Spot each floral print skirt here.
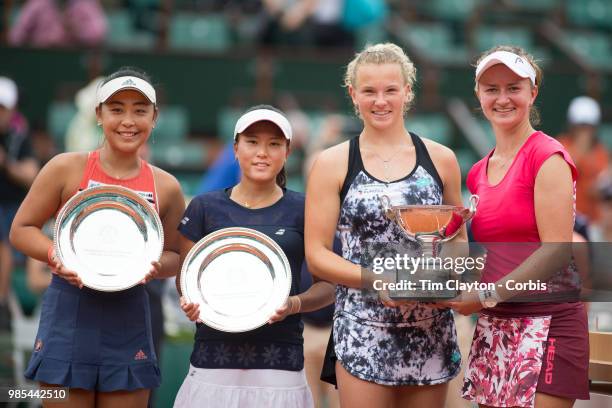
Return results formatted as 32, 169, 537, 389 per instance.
462, 313, 551, 407
334, 310, 461, 386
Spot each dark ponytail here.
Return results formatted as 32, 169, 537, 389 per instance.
276, 166, 287, 188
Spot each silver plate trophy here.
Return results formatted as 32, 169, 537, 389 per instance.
180, 227, 292, 333
54, 185, 163, 291
380, 194, 479, 299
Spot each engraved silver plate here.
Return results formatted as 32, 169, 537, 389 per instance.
180, 227, 292, 333
54, 185, 163, 291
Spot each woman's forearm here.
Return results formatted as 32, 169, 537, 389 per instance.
495, 242, 572, 301
157, 250, 180, 279
295, 280, 335, 313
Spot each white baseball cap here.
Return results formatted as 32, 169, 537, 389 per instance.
0, 77, 18, 110
567, 96, 600, 126
96, 76, 156, 105
234, 108, 292, 141
475, 50, 536, 86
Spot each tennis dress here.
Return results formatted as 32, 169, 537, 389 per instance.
333, 133, 461, 386
24, 150, 161, 391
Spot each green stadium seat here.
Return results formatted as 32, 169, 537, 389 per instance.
420, 0, 480, 21
151, 141, 206, 169
153, 106, 189, 144
175, 172, 203, 198
169, 13, 231, 52
397, 23, 468, 65
566, 0, 612, 29
406, 114, 452, 146
563, 30, 612, 69
106, 11, 155, 50
599, 124, 612, 151
355, 22, 388, 49
474, 26, 550, 65
287, 176, 305, 193
10, 265, 40, 318
475, 26, 532, 51
478, 119, 496, 147
217, 108, 243, 142
507, 0, 558, 12
455, 147, 479, 177
47, 102, 77, 150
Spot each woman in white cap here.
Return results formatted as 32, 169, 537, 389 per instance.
449, 45, 588, 408
305, 42, 466, 407
175, 105, 334, 408
10, 67, 185, 407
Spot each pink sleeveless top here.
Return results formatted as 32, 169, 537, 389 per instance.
78, 150, 159, 212
467, 131, 577, 284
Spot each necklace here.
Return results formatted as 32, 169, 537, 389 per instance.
370, 145, 412, 183
233, 185, 281, 209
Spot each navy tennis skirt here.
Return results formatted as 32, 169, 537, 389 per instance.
25, 275, 160, 391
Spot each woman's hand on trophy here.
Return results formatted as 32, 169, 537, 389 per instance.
444, 291, 483, 315
141, 260, 162, 284
179, 296, 202, 323
268, 295, 301, 324
48, 246, 83, 289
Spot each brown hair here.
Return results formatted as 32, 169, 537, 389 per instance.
474, 45, 543, 126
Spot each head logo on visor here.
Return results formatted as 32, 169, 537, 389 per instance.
475, 51, 536, 86
96, 76, 156, 105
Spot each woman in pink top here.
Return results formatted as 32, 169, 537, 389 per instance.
449, 46, 589, 408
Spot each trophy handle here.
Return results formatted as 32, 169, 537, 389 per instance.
379, 194, 407, 231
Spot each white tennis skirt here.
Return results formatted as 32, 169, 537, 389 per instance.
173, 365, 314, 408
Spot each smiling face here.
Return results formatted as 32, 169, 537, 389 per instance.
96, 89, 157, 153
234, 121, 289, 184
476, 63, 538, 131
349, 63, 411, 131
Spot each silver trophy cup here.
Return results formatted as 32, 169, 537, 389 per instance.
379, 194, 479, 299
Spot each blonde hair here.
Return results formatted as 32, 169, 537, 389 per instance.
475, 45, 543, 125
344, 43, 417, 113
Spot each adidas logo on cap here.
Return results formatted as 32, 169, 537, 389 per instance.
121, 78, 137, 87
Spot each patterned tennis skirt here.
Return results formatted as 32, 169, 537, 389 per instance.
462, 304, 589, 407
334, 309, 461, 386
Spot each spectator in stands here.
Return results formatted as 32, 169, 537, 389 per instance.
65, 77, 104, 152
0, 76, 38, 332
259, 0, 354, 47
9, 0, 107, 48
557, 96, 609, 222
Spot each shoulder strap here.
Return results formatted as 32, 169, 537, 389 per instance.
410, 132, 444, 192
144, 161, 160, 213
77, 151, 97, 191
339, 136, 363, 204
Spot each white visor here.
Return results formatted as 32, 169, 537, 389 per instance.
475, 51, 536, 86
234, 109, 292, 141
96, 76, 156, 105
